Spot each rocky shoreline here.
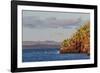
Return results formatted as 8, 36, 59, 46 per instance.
60, 22, 90, 55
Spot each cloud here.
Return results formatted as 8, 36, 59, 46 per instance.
23, 16, 82, 29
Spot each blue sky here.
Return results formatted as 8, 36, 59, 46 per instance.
22, 10, 90, 42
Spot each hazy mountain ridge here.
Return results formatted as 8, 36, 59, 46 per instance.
23, 41, 60, 45
22, 41, 60, 49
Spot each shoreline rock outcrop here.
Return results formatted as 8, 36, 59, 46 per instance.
60, 21, 90, 55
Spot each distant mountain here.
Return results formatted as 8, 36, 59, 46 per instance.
22, 41, 60, 49
23, 41, 60, 45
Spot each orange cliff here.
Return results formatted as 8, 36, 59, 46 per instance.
60, 21, 90, 55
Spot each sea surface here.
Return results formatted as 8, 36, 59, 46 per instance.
22, 48, 90, 62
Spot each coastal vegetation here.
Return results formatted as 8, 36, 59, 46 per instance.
60, 21, 90, 55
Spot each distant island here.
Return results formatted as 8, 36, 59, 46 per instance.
60, 21, 90, 55
22, 41, 60, 49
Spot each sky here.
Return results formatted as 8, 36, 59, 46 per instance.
22, 10, 90, 42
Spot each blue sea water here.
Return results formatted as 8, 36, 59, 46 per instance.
22, 48, 90, 62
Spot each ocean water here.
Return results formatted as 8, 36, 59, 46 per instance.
22, 48, 90, 62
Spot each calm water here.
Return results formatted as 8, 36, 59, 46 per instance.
22, 48, 90, 62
